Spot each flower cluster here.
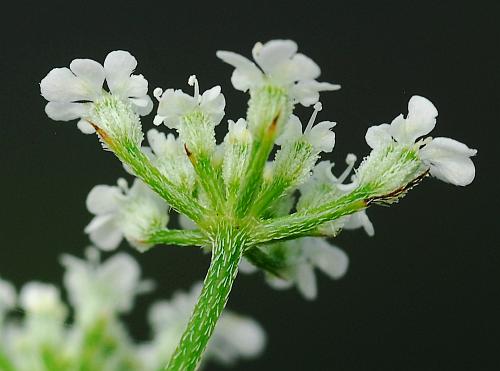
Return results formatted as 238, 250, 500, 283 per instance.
359, 95, 477, 193
0, 249, 265, 370
85, 178, 169, 251
38, 39, 477, 369
40, 50, 153, 134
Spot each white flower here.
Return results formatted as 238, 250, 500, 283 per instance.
84, 178, 169, 251
365, 95, 477, 186
145, 129, 196, 190
263, 237, 348, 300
146, 283, 266, 366
216, 39, 340, 106
40, 50, 153, 134
276, 102, 336, 153
154, 75, 225, 128
19, 282, 66, 318
61, 248, 152, 324
0, 278, 16, 316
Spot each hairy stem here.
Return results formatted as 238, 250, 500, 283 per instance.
251, 188, 371, 244
146, 228, 207, 247
165, 225, 246, 370
112, 141, 206, 222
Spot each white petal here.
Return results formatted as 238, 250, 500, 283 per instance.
253, 40, 297, 74
343, 211, 375, 236
296, 263, 317, 300
0, 278, 16, 310
86, 184, 122, 215
289, 53, 321, 80
308, 121, 336, 153
130, 95, 153, 116
391, 96, 438, 144
99, 254, 140, 312
290, 80, 341, 107
216, 51, 263, 92
77, 119, 96, 134
307, 239, 349, 279
365, 123, 392, 149
40, 67, 99, 102
156, 89, 196, 128
104, 50, 138, 94
125, 74, 148, 97
275, 115, 303, 146
69, 58, 105, 95
420, 137, 477, 186
200, 86, 226, 125
85, 214, 123, 251
238, 258, 258, 274
45, 101, 90, 121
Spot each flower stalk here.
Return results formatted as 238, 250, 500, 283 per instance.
165, 225, 247, 371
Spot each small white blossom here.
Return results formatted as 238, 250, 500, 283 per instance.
85, 178, 169, 251
19, 282, 66, 318
365, 95, 477, 186
217, 39, 340, 106
154, 75, 225, 128
0, 277, 16, 317
145, 129, 196, 190
61, 248, 153, 325
146, 283, 266, 366
255, 238, 348, 300
297, 157, 375, 237
40, 50, 153, 134
276, 102, 336, 153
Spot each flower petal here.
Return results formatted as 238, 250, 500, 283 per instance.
290, 80, 341, 107
216, 51, 263, 92
275, 115, 303, 146
156, 89, 196, 128
77, 119, 96, 134
343, 211, 375, 236
420, 137, 477, 186
86, 184, 122, 215
40, 67, 98, 102
69, 58, 105, 97
130, 96, 153, 115
365, 123, 392, 149
45, 101, 90, 121
307, 239, 349, 279
84, 214, 123, 251
104, 50, 138, 95
308, 121, 336, 153
391, 95, 438, 144
295, 263, 317, 300
252, 40, 297, 75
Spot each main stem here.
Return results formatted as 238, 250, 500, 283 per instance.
165, 225, 246, 370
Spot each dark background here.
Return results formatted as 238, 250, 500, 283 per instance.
1, 1, 498, 370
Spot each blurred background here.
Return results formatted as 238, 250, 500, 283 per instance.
0, 1, 498, 370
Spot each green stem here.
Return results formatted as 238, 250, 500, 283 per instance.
146, 229, 207, 247
251, 188, 371, 244
165, 226, 246, 370
189, 153, 225, 212
114, 142, 206, 222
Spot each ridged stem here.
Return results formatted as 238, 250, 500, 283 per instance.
165, 225, 246, 370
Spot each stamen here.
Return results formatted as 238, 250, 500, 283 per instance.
188, 75, 200, 102
153, 87, 163, 101
305, 102, 323, 133
337, 153, 357, 184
